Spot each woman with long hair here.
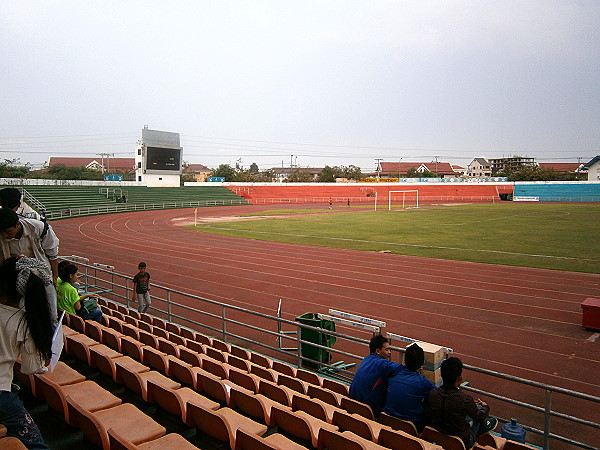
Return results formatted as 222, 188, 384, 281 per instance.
0, 256, 53, 449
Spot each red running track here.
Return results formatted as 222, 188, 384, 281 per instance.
53, 206, 600, 448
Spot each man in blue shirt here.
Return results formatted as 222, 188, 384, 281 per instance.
349, 335, 402, 417
383, 343, 435, 431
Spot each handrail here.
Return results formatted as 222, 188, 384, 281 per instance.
64, 257, 600, 450
45, 198, 249, 220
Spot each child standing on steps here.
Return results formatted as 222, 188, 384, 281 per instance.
132, 262, 151, 313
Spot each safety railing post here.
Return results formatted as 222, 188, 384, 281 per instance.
221, 305, 227, 342
167, 291, 172, 321
544, 389, 552, 450
125, 278, 130, 308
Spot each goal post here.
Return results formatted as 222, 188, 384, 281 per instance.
388, 190, 419, 211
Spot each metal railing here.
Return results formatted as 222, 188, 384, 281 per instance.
46, 199, 249, 220
66, 257, 600, 450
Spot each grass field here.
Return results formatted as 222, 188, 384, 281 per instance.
187, 203, 600, 273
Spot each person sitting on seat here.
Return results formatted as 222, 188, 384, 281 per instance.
56, 261, 102, 323
383, 343, 435, 431
428, 357, 497, 448
349, 334, 402, 418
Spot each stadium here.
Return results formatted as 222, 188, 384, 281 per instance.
1, 180, 599, 450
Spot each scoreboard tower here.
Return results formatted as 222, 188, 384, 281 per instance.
135, 126, 183, 187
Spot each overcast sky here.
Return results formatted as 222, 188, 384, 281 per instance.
1, 1, 599, 172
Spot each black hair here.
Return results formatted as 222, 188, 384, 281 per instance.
0, 188, 22, 209
138, 262, 147, 268
369, 334, 388, 353
441, 356, 463, 387
405, 343, 425, 371
58, 262, 78, 283
0, 208, 20, 230
0, 257, 53, 361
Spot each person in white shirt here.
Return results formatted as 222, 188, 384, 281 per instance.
0, 256, 53, 449
0, 188, 40, 221
0, 208, 59, 284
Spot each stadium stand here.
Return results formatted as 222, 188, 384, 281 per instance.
0, 185, 248, 219
9, 293, 559, 449
513, 182, 600, 202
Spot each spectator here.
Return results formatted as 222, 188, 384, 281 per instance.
0, 187, 40, 220
383, 343, 435, 431
429, 357, 497, 448
56, 261, 102, 323
132, 262, 151, 313
0, 208, 60, 284
0, 256, 53, 449
349, 334, 402, 418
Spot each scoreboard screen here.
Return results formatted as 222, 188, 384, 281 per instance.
146, 147, 181, 171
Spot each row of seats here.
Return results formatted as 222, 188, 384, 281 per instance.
85, 301, 447, 449
14, 339, 198, 449
89, 299, 535, 450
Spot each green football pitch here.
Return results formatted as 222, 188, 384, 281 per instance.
187, 203, 600, 273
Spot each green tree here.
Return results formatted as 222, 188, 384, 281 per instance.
286, 168, 314, 182
211, 164, 236, 181
318, 166, 337, 182
249, 162, 259, 173
46, 164, 103, 180
0, 159, 31, 178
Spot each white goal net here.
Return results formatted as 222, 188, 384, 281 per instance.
388, 190, 419, 210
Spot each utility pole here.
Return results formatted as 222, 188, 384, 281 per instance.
97, 153, 111, 174
290, 155, 294, 168
375, 158, 383, 181
433, 156, 440, 175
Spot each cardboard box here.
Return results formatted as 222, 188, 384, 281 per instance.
582, 298, 600, 331
406, 341, 446, 371
422, 368, 442, 387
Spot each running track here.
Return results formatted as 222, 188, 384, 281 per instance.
53, 206, 600, 448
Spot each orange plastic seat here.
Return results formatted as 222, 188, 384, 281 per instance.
271, 360, 296, 377
250, 352, 272, 368
379, 411, 419, 436
421, 426, 466, 450
332, 410, 389, 443
278, 373, 308, 395
296, 368, 322, 386
157, 337, 179, 357
271, 405, 338, 448
293, 393, 344, 424
249, 363, 278, 383
227, 354, 252, 372
204, 346, 227, 362
138, 329, 159, 348
229, 345, 251, 360
341, 396, 375, 420
113, 356, 150, 383
379, 428, 442, 450
187, 404, 267, 449
323, 378, 350, 396
36, 376, 121, 425
120, 335, 147, 361
308, 384, 343, 407
89, 345, 127, 379
108, 428, 200, 449
178, 346, 204, 367
228, 370, 261, 393
318, 428, 389, 450
68, 313, 86, 333
66, 397, 165, 448
32, 361, 86, 399
147, 380, 219, 425
65, 333, 100, 364
210, 338, 230, 353
0, 436, 28, 449
235, 428, 305, 450
229, 389, 291, 426
117, 367, 181, 402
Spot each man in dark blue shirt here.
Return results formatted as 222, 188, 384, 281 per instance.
349, 334, 402, 417
383, 343, 435, 431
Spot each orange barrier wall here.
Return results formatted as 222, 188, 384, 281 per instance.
225, 183, 514, 204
